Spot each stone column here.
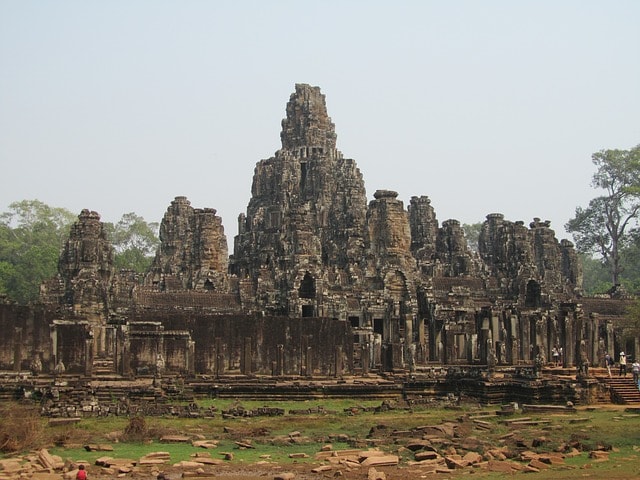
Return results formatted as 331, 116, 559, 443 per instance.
334, 346, 343, 378
188, 339, 196, 376
241, 337, 252, 375
215, 337, 224, 378
362, 342, 370, 374
305, 345, 313, 377
84, 336, 93, 377
276, 344, 284, 376
13, 327, 23, 372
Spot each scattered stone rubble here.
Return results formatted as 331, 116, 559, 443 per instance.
1, 404, 628, 480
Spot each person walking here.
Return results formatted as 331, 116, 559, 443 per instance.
619, 351, 627, 376
604, 352, 613, 378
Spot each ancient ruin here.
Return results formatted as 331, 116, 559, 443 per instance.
1, 84, 639, 407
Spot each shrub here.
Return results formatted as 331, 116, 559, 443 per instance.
0, 403, 44, 452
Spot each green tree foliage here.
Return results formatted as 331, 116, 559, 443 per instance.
566, 145, 640, 286
462, 222, 482, 252
579, 253, 612, 295
104, 212, 159, 273
0, 200, 76, 304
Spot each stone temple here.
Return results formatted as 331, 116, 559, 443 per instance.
1, 84, 638, 405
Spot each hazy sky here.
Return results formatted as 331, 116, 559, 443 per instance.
1, 1, 638, 243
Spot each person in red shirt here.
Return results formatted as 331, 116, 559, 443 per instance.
76, 464, 87, 480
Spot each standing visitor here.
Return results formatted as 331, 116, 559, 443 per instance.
552, 347, 559, 366
632, 359, 640, 385
619, 351, 627, 376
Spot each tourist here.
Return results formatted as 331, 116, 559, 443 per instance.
619, 351, 627, 376
552, 346, 559, 366
604, 352, 613, 378
76, 464, 87, 480
632, 359, 640, 385
558, 346, 563, 366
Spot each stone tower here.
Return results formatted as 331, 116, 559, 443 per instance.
146, 196, 229, 292
55, 209, 114, 312
230, 84, 368, 316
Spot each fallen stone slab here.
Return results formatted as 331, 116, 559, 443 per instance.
367, 466, 386, 480
192, 440, 218, 449
172, 461, 205, 468
357, 450, 387, 461
485, 460, 518, 473
444, 456, 468, 469
160, 435, 191, 443
568, 417, 590, 424
189, 457, 223, 465
522, 404, 577, 414
288, 453, 309, 459
31, 473, 63, 480
528, 458, 549, 470
138, 458, 167, 465
405, 439, 435, 451
315, 449, 369, 460
311, 465, 333, 473
141, 452, 171, 459
234, 441, 254, 449
273, 473, 295, 480
360, 455, 399, 467
48, 418, 81, 426
0, 459, 23, 472
462, 451, 482, 465
538, 454, 565, 465
589, 450, 610, 461
414, 451, 440, 461
84, 444, 114, 452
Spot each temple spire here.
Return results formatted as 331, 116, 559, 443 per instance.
280, 83, 337, 151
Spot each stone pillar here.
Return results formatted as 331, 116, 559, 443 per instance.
50, 324, 58, 372
479, 327, 490, 365
241, 337, 252, 375
362, 342, 370, 374
276, 344, 284, 376
563, 315, 574, 368
334, 346, 343, 378
215, 337, 224, 378
122, 336, 132, 378
13, 327, 23, 372
305, 345, 312, 377
188, 339, 196, 376
84, 337, 93, 377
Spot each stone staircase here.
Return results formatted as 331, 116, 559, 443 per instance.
598, 374, 640, 404
92, 356, 116, 377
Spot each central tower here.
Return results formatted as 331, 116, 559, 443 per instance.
230, 84, 368, 316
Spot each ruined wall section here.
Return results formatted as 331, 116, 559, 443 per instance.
408, 195, 439, 275
230, 84, 367, 315
478, 214, 582, 304
146, 196, 229, 292
435, 219, 479, 277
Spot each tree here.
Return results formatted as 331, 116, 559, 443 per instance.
566, 145, 640, 286
104, 212, 159, 273
579, 253, 612, 295
462, 222, 482, 252
0, 200, 76, 303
